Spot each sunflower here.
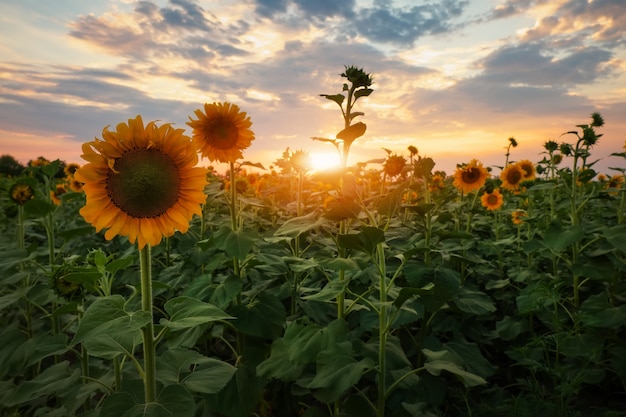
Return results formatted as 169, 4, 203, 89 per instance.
68, 178, 84, 193
481, 188, 504, 211
516, 160, 536, 181
511, 210, 527, 225
64, 163, 81, 178
383, 154, 406, 177
10, 183, 34, 205
74, 115, 208, 249
50, 183, 67, 205
453, 159, 489, 193
500, 164, 524, 191
187, 102, 254, 163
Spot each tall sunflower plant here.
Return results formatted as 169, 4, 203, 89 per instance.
70, 115, 236, 414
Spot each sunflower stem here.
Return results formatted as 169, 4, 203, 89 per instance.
17, 204, 25, 251
139, 245, 157, 404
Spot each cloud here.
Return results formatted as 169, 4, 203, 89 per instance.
353, 0, 469, 45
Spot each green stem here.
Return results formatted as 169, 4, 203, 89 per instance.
376, 242, 387, 417
17, 205, 25, 250
113, 355, 122, 391
140, 245, 157, 404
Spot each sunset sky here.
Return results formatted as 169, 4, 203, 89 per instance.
1, 0, 625, 175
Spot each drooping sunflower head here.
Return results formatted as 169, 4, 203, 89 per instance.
516, 160, 536, 181
74, 115, 208, 249
481, 189, 504, 211
453, 159, 489, 194
10, 182, 34, 205
500, 164, 524, 191
187, 102, 255, 163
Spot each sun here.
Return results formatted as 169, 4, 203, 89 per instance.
310, 152, 341, 172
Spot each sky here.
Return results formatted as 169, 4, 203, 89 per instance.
1, 0, 625, 175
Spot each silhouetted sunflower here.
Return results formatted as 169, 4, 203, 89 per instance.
187, 102, 254, 163
74, 115, 208, 249
10, 183, 34, 205
453, 159, 488, 193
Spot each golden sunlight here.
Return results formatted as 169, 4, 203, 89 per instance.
310, 152, 341, 172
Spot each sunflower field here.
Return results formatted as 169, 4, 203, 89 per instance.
1, 67, 625, 417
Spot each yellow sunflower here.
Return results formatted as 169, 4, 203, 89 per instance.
480, 188, 504, 211
10, 183, 34, 205
500, 164, 524, 191
453, 159, 489, 193
64, 163, 81, 178
516, 160, 536, 181
187, 102, 254, 163
74, 115, 208, 249
50, 183, 67, 205
511, 209, 527, 225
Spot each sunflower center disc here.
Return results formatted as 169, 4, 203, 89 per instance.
462, 168, 481, 184
208, 119, 238, 149
107, 149, 181, 218
507, 169, 522, 185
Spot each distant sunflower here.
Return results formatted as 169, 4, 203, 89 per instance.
453, 159, 488, 193
511, 209, 527, 225
383, 154, 406, 177
187, 102, 254, 163
74, 115, 208, 249
517, 160, 536, 181
500, 164, 524, 191
50, 183, 67, 205
68, 178, 84, 193
10, 183, 34, 205
64, 163, 81, 178
481, 188, 504, 211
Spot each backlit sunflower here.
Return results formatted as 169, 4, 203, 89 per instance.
517, 160, 535, 181
74, 115, 208, 249
453, 159, 488, 194
383, 154, 406, 177
500, 164, 524, 191
480, 188, 504, 211
187, 102, 254, 163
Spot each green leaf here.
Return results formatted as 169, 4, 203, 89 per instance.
306, 342, 374, 403
354, 88, 373, 99
452, 286, 496, 315
161, 296, 233, 331
516, 282, 560, 315
209, 275, 242, 310
274, 211, 326, 237
6, 361, 80, 406
422, 349, 487, 387
338, 226, 384, 256
100, 383, 195, 417
320, 93, 345, 106
71, 295, 151, 347
23, 199, 55, 218
377, 182, 408, 217
56, 226, 95, 241
213, 225, 257, 259
233, 292, 286, 338
158, 348, 236, 394
543, 223, 584, 252
303, 279, 348, 302
603, 224, 626, 253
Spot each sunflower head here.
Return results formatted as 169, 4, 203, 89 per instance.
500, 164, 524, 191
511, 209, 527, 225
453, 159, 489, 194
50, 183, 67, 205
481, 188, 504, 211
64, 163, 81, 178
10, 182, 34, 205
75, 115, 208, 249
383, 154, 406, 177
516, 160, 536, 181
187, 102, 255, 163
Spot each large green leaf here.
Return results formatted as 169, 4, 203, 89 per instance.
452, 285, 496, 315
160, 296, 233, 331
213, 225, 257, 259
100, 383, 195, 417
274, 211, 326, 237
233, 292, 286, 338
338, 226, 385, 256
542, 223, 584, 252
158, 348, 236, 394
422, 349, 487, 387
71, 295, 151, 347
5, 361, 80, 406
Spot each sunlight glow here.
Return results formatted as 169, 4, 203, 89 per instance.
310, 152, 341, 172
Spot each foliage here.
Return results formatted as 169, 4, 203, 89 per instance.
0, 86, 625, 417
